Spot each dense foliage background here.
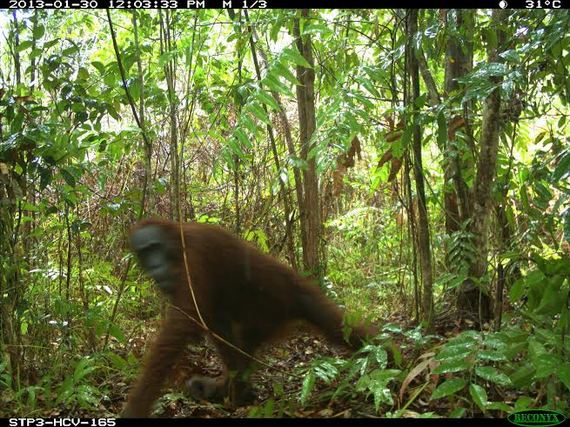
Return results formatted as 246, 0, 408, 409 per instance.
0, 8, 569, 418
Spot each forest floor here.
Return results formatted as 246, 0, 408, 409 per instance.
110, 324, 382, 418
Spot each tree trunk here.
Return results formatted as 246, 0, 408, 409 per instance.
294, 10, 321, 276
160, 10, 180, 221
443, 10, 474, 235
407, 10, 434, 329
457, 10, 508, 322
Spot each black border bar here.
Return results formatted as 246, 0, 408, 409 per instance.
5, 0, 570, 9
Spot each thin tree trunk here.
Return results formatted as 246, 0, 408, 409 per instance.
407, 10, 433, 329
294, 10, 321, 276
404, 156, 420, 322
132, 11, 152, 216
0, 164, 21, 389
160, 10, 181, 221
107, 10, 151, 218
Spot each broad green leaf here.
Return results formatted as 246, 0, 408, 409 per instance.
234, 128, 252, 149
469, 383, 488, 410
558, 363, 570, 392
553, 150, 570, 182
446, 330, 480, 346
274, 61, 300, 86
476, 350, 507, 362
509, 277, 525, 301
73, 359, 96, 382
433, 358, 471, 374
92, 61, 107, 75
510, 363, 535, 388
60, 168, 76, 187
255, 90, 279, 111
373, 386, 393, 410
248, 103, 272, 126
16, 40, 33, 52
227, 137, 245, 159
431, 378, 466, 400
435, 345, 474, 361
107, 353, 127, 369
241, 115, 257, 135
62, 45, 79, 56
108, 323, 126, 343
33, 24, 45, 39
474, 366, 512, 386
514, 396, 534, 411
263, 74, 294, 97
30, 47, 42, 60
283, 47, 312, 69
535, 276, 567, 316
533, 353, 561, 379
44, 39, 59, 50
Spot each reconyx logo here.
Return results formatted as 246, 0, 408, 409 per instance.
508, 410, 567, 427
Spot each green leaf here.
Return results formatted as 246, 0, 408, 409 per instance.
433, 358, 471, 374
514, 396, 534, 411
509, 277, 525, 301
234, 128, 252, 149
435, 345, 474, 361
553, 150, 570, 182
16, 41, 33, 52
248, 103, 272, 126
485, 402, 512, 412
62, 45, 80, 56
73, 359, 96, 382
558, 363, 570, 392
241, 115, 257, 135
431, 378, 466, 400
535, 276, 566, 315
255, 89, 279, 111
450, 407, 466, 418
373, 385, 393, 410
227, 137, 245, 159
108, 323, 126, 343
533, 353, 561, 379
44, 39, 59, 50
263, 74, 294, 97
33, 24, 45, 39
282, 47, 312, 69
300, 370, 315, 405
469, 383, 488, 410
499, 49, 520, 63
414, 94, 427, 109
158, 50, 177, 67
92, 61, 107, 75
60, 167, 76, 187
107, 353, 127, 369
274, 62, 300, 86
476, 350, 507, 362
30, 47, 42, 60
474, 366, 512, 386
